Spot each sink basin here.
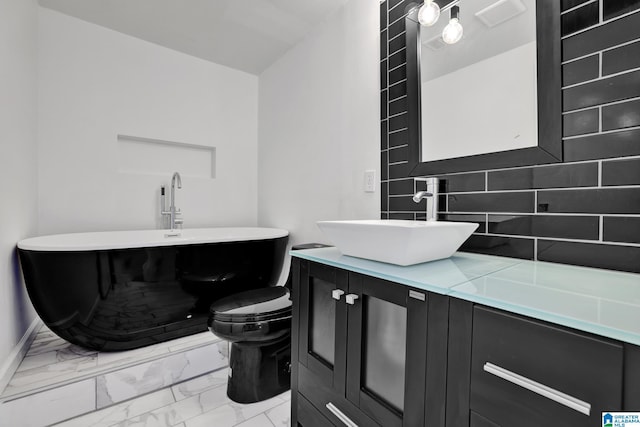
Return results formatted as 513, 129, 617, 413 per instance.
316, 220, 479, 266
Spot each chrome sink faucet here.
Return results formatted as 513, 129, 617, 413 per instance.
161, 172, 183, 229
413, 177, 439, 221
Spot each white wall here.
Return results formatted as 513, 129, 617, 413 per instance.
258, 0, 380, 249
0, 0, 39, 373
38, 8, 259, 235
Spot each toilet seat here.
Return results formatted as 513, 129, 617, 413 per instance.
208, 286, 292, 342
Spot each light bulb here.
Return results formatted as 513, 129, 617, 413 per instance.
442, 17, 463, 44
418, 1, 440, 26
442, 5, 463, 45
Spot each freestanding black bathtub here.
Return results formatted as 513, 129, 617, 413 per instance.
18, 228, 288, 351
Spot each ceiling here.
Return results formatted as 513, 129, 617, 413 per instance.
38, 0, 350, 75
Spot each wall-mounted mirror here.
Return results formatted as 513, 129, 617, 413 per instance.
405, 0, 562, 176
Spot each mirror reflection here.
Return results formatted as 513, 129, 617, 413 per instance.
419, 0, 538, 162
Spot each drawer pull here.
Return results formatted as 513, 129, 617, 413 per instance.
326, 402, 358, 427
332, 289, 345, 301
483, 362, 591, 416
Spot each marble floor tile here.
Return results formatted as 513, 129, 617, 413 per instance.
235, 414, 276, 427
4, 354, 98, 396
183, 394, 285, 427
110, 383, 230, 427
52, 388, 176, 427
25, 336, 76, 356
171, 368, 229, 401
17, 344, 96, 373
97, 342, 228, 408
0, 379, 96, 427
266, 401, 291, 427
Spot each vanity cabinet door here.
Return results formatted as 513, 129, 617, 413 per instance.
345, 273, 437, 427
297, 261, 349, 394
470, 306, 624, 427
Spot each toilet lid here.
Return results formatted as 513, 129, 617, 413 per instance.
210, 286, 292, 322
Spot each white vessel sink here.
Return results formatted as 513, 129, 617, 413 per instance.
316, 220, 479, 266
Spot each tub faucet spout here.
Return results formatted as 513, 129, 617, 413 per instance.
161, 172, 183, 229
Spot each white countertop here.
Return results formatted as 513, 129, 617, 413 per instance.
291, 247, 640, 346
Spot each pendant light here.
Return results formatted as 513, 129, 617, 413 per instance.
442, 5, 463, 44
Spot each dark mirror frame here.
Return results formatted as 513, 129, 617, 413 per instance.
406, 0, 562, 176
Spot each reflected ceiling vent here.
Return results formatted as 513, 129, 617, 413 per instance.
475, 0, 526, 28
423, 33, 447, 51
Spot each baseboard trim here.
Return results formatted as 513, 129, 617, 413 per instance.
0, 317, 41, 395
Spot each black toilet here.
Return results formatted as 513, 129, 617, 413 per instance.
208, 286, 292, 403
207, 243, 328, 403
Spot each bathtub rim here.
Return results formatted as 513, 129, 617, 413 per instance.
17, 227, 289, 252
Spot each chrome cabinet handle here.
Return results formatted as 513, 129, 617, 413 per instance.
331, 289, 345, 301
483, 362, 591, 416
326, 402, 358, 427
345, 294, 359, 305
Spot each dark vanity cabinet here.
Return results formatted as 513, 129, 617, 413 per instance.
468, 306, 624, 427
291, 259, 448, 427
291, 256, 639, 427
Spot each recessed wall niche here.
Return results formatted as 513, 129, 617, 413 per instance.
117, 134, 216, 179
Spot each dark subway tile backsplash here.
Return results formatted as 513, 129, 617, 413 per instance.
389, 128, 408, 147
602, 99, 640, 131
389, 67, 407, 85
388, 17, 405, 39
388, 49, 406, 70
389, 178, 415, 195
389, 96, 407, 116
488, 163, 598, 190
562, 54, 599, 87
381, 90, 387, 120
561, 2, 599, 36
381, 120, 388, 150
563, 108, 599, 137
562, 11, 640, 61
389, 195, 424, 212
537, 188, 640, 214
602, 157, 640, 185
438, 172, 486, 193
603, 216, 640, 244
388, 80, 407, 100
381, 0, 640, 273
602, 40, 640, 76
388, 112, 408, 132
563, 70, 640, 111
389, 145, 409, 163
488, 214, 599, 240
439, 214, 486, 233
562, 0, 593, 12
388, 34, 405, 55
388, 1, 408, 23
564, 128, 640, 161
448, 192, 535, 213
603, 0, 640, 20
461, 235, 535, 260
538, 240, 640, 273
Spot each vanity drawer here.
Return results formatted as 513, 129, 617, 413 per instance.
470, 306, 624, 427
298, 363, 380, 427
297, 393, 334, 427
